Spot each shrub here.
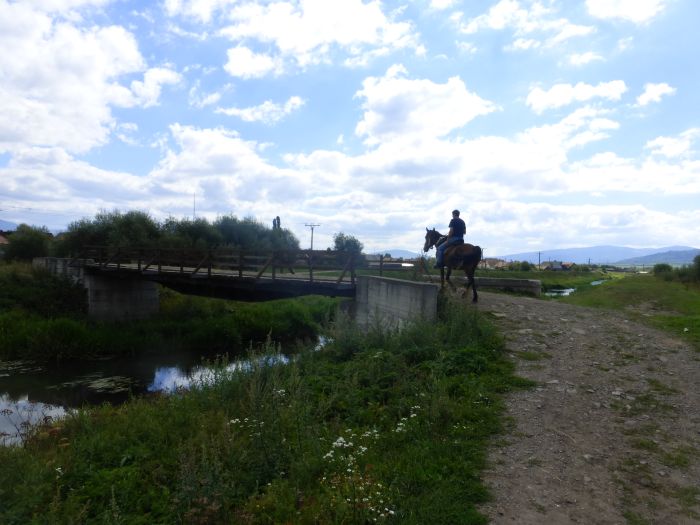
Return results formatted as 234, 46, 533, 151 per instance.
653, 263, 673, 275
3, 224, 52, 261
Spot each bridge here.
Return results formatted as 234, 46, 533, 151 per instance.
75, 245, 359, 301
33, 246, 540, 325
34, 247, 440, 326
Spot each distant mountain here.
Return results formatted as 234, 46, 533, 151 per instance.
495, 245, 699, 265
0, 219, 17, 231
616, 249, 700, 266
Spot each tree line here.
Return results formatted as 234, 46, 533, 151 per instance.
1, 211, 364, 261
653, 257, 700, 283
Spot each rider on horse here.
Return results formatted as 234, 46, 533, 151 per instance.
434, 209, 466, 269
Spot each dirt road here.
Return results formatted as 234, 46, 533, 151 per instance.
472, 291, 700, 524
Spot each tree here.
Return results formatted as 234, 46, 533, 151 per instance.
332, 232, 365, 268
332, 232, 363, 254
55, 210, 160, 255
213, 215, 300, 252
161, 217, 222, 248
4, 224, 52, 261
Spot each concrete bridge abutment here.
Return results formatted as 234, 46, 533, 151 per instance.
33, 257, 159, 322
353, 276, 439, 329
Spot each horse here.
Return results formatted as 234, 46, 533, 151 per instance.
423, 228, 483, 303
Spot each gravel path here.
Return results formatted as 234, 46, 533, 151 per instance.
470, 291, 700, 524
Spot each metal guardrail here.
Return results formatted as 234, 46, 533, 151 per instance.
76, 245, 359, 285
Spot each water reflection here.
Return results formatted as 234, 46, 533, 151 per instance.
148, 354, 291, 393
1, 337, 327, 445
0, 394, 67, 446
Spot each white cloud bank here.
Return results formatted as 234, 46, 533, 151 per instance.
354, 65, 497, 145
0, 1, 180, 154
218, 0, 420, 71
527, 81, 627, 113
586, 0, 668, 24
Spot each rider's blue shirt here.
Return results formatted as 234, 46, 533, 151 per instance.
449, 217, 466, 238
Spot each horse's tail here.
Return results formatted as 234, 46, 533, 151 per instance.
475, 245, 483, 264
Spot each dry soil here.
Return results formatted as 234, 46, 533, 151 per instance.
470, 291, 700, 524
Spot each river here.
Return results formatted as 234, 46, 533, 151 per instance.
0, 341, 320, 445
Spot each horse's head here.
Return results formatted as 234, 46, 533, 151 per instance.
423, 228, 441, 252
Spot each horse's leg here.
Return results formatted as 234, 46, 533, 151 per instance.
446, 267, 456, 289
466, 264, 478, 303
440, 267, 445, 287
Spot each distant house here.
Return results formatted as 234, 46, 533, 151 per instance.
481, 257, 507, 270
0, 230, 11, 245
543, 261, 575, 271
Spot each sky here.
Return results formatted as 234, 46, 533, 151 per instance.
0, 0, 699, 256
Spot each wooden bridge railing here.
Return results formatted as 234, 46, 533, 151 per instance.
76, 246, 359, 285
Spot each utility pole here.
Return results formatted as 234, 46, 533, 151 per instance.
193, 192, 196, 220
304, 223, 320, 250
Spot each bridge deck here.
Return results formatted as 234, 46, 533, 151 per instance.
78, 246, 360, 301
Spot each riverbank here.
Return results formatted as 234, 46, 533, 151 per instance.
0, 301, 529, 523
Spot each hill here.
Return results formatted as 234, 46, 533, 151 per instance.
616, 249, 700, 266
495, 245, 698, 265
0, 219, 17, 231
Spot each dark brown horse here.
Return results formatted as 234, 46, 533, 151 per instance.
423, 228, 482, 302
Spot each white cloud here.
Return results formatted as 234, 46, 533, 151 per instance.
0, 146, 150, 219
224, 46, 283, 78
163, 0, 236, 23
24, 0, 111, 12
586, 0, 668, 24
459, 0, 595, 49
354, 65, 497, 145
645, 129, 699, 158
216, 96, 305, 124
635, 82, 676, 106
0, 2, 154, 154
568, 52, 604, 66
188, 80, 223, 108
130, 67, 182, 108
430, 0, 456, 10
219, 0, 419, 68
526, 81, 627, 113
506, 38, 540, 51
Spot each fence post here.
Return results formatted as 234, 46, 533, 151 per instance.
379, 254, 384, 276
308, 251, 314, 283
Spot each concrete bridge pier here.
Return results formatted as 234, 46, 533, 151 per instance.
83, 274, 159, 322
33, 257, 159, 322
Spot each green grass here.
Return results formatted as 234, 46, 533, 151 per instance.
476, 269, 612, 290
560, 274, 700, 350
0, 303, 531, 524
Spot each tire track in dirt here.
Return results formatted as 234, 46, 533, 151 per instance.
470, 291, 700, 524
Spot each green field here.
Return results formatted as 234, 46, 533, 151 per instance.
560, 273, 700, 350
